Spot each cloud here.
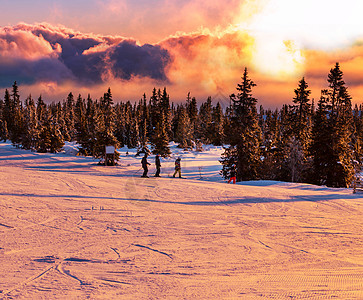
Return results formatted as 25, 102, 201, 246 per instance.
0, 27, 55, 59
0, 23, 171, 87
0, 55, 74, 87
108, 42, 170, 81
161, 30, 255, 96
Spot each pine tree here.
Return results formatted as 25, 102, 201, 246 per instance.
74, 94, 90, 155
291, 77, 312, 155
37, 107, 64, 153
93, 88, 119, 159
310, 95, 332, 185
174, 104, 193, 149
22, 95, 39, 150
278, 79, 313, 182
149, 87, 160, 133
63, 92, 75, 141
311, 63, 355, 187
160, 87, 172, 140
149, 88, 170, 154
352, 104, 363, 174
186, 93, 198, 142
0, 99, 8, 141
54, 102, 68, 142
36, 95, 47, 125
114, 102, 127, 148
124, 101, 138, 149
85, 95, 98, 156
9, 82, 24, 146
2, 89, 11, 140
260, 109, 280, 180
198, 97, 213, 144
211, 102, 224, 146
277, 105, 301, 182
135, 94, 150, 155
151, 112, 171, 157
221, 68, 261, 181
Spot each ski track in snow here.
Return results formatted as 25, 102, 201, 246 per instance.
0, 142, 362, 299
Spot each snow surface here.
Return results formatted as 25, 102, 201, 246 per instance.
0, 142, 363, 299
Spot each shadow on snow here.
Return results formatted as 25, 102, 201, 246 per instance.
0, 191, 360, 206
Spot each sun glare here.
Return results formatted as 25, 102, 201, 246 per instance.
251, 33, 304, 79
237, 0, 363, 79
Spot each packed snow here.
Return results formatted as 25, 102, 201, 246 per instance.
0, 142, 362, 299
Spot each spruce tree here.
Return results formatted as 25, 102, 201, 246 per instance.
352, 104, 363, 174
211, 102, 224, 146
281, 78, 313, 182
129, 105, 140, 150
63, 92, 75, 141
0, 98, 8, 141
291, 77, 312, 155
74, 94, 90, 155
134, 94, 150, 155
221, 67, 261, 181
22, 95, 39, 150
114, 102, 127, 148
9, 82, 24, 146
151, 112, 171, 157
93, 88, 119, 159
260, 109, 280, 180
310, 95, 332, 185
311, 63, 355, 187
160, 87, 172, 140
186, 93, 198, 143
140, 94, 150, 152
37, 107, 64, 153
198, 97, 213, 144
174, 104, 193, 149
2, 89, 11, 140
85, 95, 98, 156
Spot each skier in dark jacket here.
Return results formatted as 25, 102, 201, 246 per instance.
173, 157, 182, 178
228, 164, 236, 184
154, 154, 161, 177
141, 153, 151, 178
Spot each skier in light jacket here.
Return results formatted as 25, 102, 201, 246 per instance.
154, 154, 161, 177
173, 157, 182, 178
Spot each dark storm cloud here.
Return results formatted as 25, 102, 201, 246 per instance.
109, 41, 170, 81
0, 57, 75, 86
0, 23, 171, 87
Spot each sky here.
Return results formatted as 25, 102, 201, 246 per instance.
1, 0, 363, 107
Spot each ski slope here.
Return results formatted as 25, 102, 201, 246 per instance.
0, 142, 362, 299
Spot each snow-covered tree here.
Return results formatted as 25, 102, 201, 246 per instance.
311, 63, 355, 187
221, 67, 261, 181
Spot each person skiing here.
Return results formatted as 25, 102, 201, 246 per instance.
173, 157, 182, 178
154, 154, 161, 177
228, 164, 236, 184
141, 153, 151, 178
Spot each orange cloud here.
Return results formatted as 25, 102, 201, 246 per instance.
161, 30, 254, 99
0, 27, 56, 59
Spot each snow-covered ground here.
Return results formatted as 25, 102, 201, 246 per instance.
0, 142, 362, 299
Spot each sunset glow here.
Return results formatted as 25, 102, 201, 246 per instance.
0, 0, 363, 106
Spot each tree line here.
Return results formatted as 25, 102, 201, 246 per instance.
0, 62, 362, 187
221, 63, 362, 188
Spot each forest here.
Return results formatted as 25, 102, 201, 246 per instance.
0, 63, 362, 188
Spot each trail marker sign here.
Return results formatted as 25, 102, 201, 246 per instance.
105, 145, 116, 166
106, 146, 115, 154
